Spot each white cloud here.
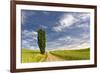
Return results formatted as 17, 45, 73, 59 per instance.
76, 42, 90, 49
53, 13, 90, 32
40, 25, 47, 29
22, 40, 38, 50
78, 13, 90, 20
22, 30, 37, 40
53, 14, 78, 32
60, 14, 77, 27
58, 35, 81, 42
22, 39, 38, 50
76, 23, 89, 28
57, 42, 90, 50
22, 40, 29, 45
58, 36, 71, 41
22, 30, 38, 49
47, 33, 90, 50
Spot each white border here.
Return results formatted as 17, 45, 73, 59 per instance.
16, 5, 95, 69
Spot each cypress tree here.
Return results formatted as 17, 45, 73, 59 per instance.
37, 28, 46, 54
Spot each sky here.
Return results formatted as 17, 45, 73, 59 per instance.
21, 9, 90, 50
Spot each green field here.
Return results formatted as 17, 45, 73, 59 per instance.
21, 49, 47, 63
50, 48, 90, 60
21, 48, 90, 63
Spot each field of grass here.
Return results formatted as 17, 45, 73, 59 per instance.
21, 49, 47, 63
50, 48, 90, 60
22, 48, 90, 63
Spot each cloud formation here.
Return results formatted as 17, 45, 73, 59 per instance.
53, 14, 78, 32
21, 30, 38, 49
53, 13, 90, 32
21, 10, 90, 50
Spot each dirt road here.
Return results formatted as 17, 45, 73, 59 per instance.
45, 52, 64, 62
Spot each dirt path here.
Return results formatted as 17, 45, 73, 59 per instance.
45, 52, 64, 62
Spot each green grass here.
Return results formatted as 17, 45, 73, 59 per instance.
21, 49, 47, 63
50, 48, 90, 60
22, 48, 90, 63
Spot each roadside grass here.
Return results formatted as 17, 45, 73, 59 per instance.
21, 49, 47, 63
50, 48, 90, 60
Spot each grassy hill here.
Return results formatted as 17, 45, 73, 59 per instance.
50, 48, 90, 60
21, 48, 90, 63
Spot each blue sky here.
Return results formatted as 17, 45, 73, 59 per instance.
21, 9, 90, 50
